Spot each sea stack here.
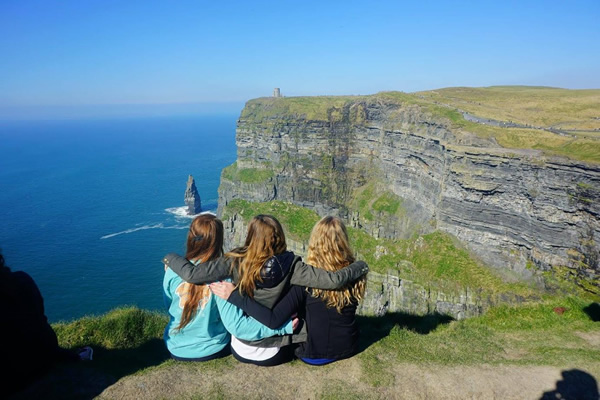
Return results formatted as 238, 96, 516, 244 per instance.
184, 175, 202, 215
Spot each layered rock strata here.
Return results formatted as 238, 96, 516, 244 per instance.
218, 96, 600, 293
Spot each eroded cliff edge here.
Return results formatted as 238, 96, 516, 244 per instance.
217, 92, 600, 313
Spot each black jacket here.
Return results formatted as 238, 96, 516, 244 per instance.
228, 285, 360, 361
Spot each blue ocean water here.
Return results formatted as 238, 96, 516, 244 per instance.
0, 115, 237, 322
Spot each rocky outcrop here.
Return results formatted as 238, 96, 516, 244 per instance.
184, 175, 202, 215
218, 96, 600, 292
358, 268, 531, 320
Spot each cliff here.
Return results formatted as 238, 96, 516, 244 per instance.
216, 88, 600, 317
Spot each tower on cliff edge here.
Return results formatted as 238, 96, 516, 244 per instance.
184, 175, 202, 215
273, 88, 281, 98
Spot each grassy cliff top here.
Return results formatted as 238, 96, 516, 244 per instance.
239, 86, 600, 164
241, 95, 363, 121
417, 86, 600, 131
20, 298, 599, 398
242, 86, 600, 130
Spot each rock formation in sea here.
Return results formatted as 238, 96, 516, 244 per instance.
214, 90, 600, 318
184, 175, 202, 215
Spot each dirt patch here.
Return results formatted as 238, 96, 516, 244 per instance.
9, 357, 599, 399
95, 360, 599, 400
576, 330, 600, 347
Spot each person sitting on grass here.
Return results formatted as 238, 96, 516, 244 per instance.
164, 214, 369, 366
163, 213, 294, 362
209, 216, 367, 366
0, 251, 92, 397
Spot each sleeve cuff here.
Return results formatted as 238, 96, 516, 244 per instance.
284, 319, 294, 334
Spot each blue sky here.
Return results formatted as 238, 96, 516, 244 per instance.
0, 0, 598, 118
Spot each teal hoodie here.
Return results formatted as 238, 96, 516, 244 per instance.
163, 268, 292, 359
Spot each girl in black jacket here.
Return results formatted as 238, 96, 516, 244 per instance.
210, 216, 367, 365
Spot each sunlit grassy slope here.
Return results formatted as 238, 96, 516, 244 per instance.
417, 86, 600, 132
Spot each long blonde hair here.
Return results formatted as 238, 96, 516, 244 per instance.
176, 214, 224, 331
307, 216, 366, 312
226, 215, 287, 297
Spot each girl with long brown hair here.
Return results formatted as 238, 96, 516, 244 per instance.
163, 214, 292, 361
164, 214, 368, 365
210, 216, 367, 365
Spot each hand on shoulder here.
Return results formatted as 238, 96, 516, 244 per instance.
209, 281, 236, 300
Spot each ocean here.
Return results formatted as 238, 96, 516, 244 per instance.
0, 115, 237, 322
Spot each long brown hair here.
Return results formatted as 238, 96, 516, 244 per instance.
307, 216, 366, 312
176, 214, 224, 331
226, 214, 287, 297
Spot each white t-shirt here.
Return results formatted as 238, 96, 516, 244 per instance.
230, 335, 280, 361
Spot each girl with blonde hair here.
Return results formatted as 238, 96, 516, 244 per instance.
163, 214, 292, 361
210, 216, 367, 366
164, 214, 368, 366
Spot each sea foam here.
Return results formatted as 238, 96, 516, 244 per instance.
100, 223, 188, 240
100, 207, 216, 240
165, 206, 216, 219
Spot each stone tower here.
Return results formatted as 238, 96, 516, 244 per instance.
184, 175, 202, 215
273, 88, 281, 98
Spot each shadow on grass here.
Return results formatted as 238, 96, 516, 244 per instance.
90, 337, 170, 379
583, 302, 600, 322
356, 312, 453, 353
540, 369, 599, 400
10, 338, 170, 400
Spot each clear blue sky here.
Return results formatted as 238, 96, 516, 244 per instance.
1, 0, 599, 118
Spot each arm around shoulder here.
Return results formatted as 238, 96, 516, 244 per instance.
290, 259, 369, 289
162, 253, 231, 284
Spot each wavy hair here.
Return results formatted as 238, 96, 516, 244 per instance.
226, 214, 287, 297
307, 216, 366, 313
176, 214, 224, 331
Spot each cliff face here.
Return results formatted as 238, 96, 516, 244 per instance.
218, 95, 600, 294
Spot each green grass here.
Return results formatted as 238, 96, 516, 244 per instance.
350, 183, 405, 222
371, 191, 403, 215
415, 86, 600, 163
53, 307, 166, 349
222, 161, 274, 183
222, 199, 320, 241
358, 296, 600, 386
52, 299, 599, 377
350, 228, 537, 297
47, 291, 599, 396
241, 96, 362, 122
417, 86, 600, 130
53, 307, 170, 379
352, 184, 376, 221
542, 265, 600, 300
